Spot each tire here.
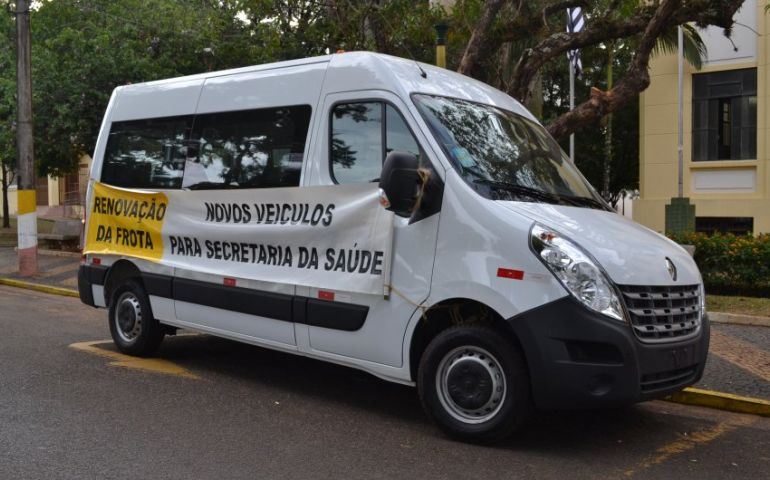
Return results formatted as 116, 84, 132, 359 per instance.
108, 279, 165, 357
418, 325, 531, 442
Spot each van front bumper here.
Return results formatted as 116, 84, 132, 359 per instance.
507, 296, 710, 411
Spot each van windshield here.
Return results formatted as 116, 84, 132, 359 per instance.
413, 94, 608, 210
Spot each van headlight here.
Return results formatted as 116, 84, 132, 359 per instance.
530, 224, 625, 322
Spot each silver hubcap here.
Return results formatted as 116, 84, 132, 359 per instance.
436, 346, 506, 424
114, 292, 142, 343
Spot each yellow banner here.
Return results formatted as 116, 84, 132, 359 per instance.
84, 182, 167, 262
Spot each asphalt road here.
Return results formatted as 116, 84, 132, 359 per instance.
1, 285, 768, 480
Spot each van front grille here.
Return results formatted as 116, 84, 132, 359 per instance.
618, 284, 701, 343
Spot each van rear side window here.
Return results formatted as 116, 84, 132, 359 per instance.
101, 115, 194, 189
100, 105, 312, 190
186, 105, 312, 190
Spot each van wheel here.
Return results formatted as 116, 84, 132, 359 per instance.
418, 326, 531, 442
108, 279, 165, 357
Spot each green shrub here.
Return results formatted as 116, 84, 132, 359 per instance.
669, 232, 770, 297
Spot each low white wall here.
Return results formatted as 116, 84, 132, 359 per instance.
0, 185, 18, 218
48, 176, 60, 206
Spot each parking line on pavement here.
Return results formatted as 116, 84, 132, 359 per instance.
70, 340, 200, 380
623, 415, 756, 477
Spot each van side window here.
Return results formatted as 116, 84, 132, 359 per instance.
331, 102, 383, 184
386, 105, 421, 160
183, 105, 312, 190
331, 102, 421, 184
101, 115, 193, 189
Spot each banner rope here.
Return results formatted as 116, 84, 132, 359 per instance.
386, 284, 429, 320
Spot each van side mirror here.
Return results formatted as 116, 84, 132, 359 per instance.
379, 151, 422, 218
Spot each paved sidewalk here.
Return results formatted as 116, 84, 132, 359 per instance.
0, 246, 80, 290
0, 246, 767, 401
701, 324, 770, 400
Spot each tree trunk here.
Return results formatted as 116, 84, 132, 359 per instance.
364, 0, 389, 53
547, 0, 680, 140
1, 162, 10, 229
457, 0, 508, 78
487, 0, 745, 139
602, 42, 613, 201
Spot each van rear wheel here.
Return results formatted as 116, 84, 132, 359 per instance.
418, 326, 531, 442
108, 279, 165, 357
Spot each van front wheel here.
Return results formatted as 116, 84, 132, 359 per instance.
418, 326, 531, 442
108, 280, 165, 357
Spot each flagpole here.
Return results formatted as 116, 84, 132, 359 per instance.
677, 25, 684, 198
567, 9, 576, 163
569, 59, 575, 162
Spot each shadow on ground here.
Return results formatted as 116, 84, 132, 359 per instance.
96, 333, 702, 454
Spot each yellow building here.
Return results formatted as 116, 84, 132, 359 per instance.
634, 0, 769, 234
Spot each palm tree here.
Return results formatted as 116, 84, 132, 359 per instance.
653, 23, 708, 69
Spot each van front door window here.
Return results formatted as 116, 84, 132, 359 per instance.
331, 102, 421, 184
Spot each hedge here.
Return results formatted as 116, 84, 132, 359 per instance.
669, 232, 770, 297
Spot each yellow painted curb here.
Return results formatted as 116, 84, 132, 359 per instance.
666, 387, 770, 417
0, 277, 79, 298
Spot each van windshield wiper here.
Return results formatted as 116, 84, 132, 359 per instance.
473, 179, 610, 210
472, 179, 562, 204
558, 193, 610, 211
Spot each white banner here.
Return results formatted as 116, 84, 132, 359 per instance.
85, 182, 394, 295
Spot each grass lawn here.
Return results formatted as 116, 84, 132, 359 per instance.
707, 294, 770, 317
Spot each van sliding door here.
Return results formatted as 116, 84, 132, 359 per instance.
171, 64, 326, 348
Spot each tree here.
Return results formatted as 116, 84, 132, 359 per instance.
10, 0, 743, 203
536, 31, 640, 203
454, 0, 744, 140
235, 0, 442, 62
29, 0, 267, 177
286, 0, 728, 201
539, 23, 706, 203
0, 8, 15, 227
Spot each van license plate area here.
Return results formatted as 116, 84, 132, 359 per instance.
660, 346, 696, 371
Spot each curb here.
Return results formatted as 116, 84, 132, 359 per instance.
37, 248, 82, 258
666, 387, 770, 417
709, 311, 770, 328
0, 277, 79, 298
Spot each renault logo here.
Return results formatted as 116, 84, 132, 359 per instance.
665, 257, 677, 281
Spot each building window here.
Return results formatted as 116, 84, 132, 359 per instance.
695, 217, 753, 235
692, 68, 756, 161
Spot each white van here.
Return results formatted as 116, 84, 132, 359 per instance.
78, 52, 709, 441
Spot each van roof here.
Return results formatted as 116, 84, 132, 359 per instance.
125, 54, 334, 87
115, 51, 533, 121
